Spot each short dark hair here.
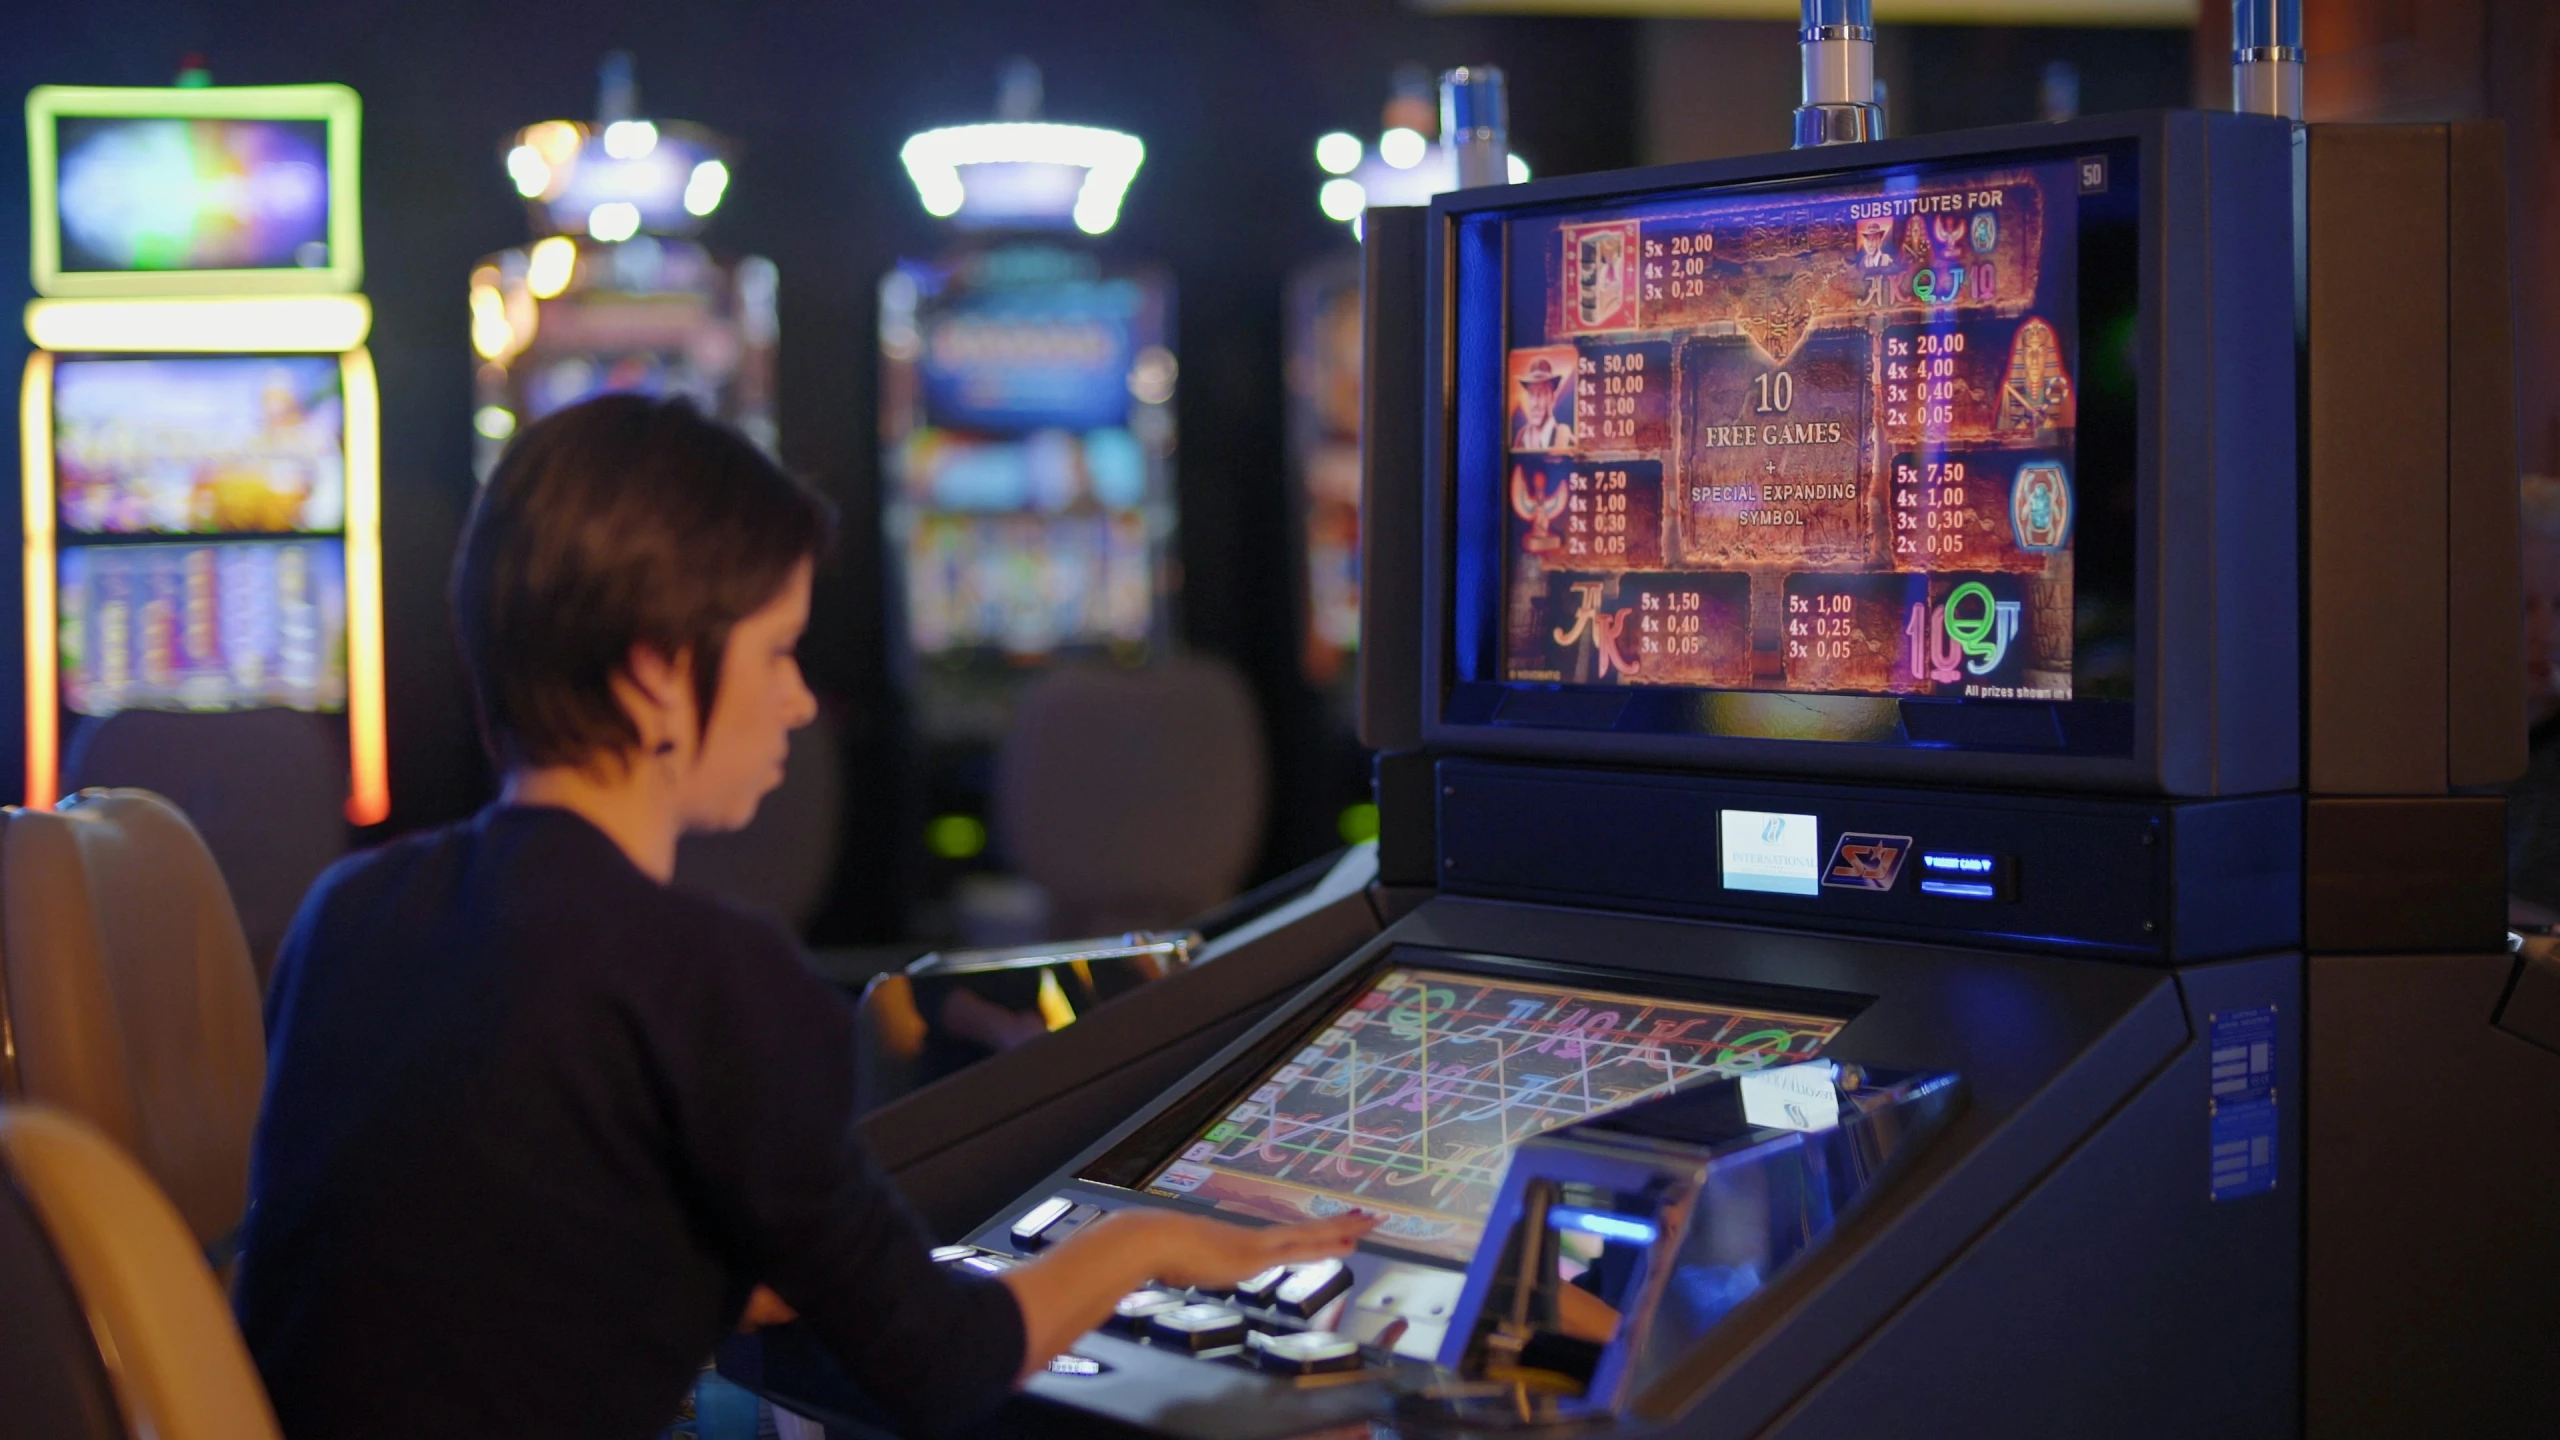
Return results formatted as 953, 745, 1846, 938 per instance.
451, 395, 835, 771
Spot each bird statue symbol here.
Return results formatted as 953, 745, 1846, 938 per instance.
1510, 466, 1570, 554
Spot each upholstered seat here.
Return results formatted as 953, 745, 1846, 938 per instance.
0, 789, 266, 1253
994, 655, 1269, 936
676, 706, 845, 934
0, 1104, 282, 1440
65, 709, 348, 989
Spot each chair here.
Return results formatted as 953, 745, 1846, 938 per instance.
0, 789, 266, 1253
993, 655, 1270, 936
0, 1104, 283, 1440
65, 709, 348, 988
676, 706, 844, 934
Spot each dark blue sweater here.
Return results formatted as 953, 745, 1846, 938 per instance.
235, 805, 1022, 1439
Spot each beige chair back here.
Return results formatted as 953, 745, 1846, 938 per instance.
0, 1115, 125, 1440
995, 655, 1269, 936
0, 790, 265, 1251
0, 1104, 282, 1440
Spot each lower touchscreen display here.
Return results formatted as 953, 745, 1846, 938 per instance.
1142, 964, 1846, 1263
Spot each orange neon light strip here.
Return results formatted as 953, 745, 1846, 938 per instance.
20, 354, 56, 810
341, 348, 389, 826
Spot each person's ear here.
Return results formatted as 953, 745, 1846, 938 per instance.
617, 643, 696, 753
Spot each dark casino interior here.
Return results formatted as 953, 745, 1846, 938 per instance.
0, 1, 2554, 1438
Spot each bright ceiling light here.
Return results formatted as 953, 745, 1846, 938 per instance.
1318, 177, 1367, 224
1379, 126, 1427, 170
1314, 131, 1363, 176
1507, 153, 1531, 184
682, 159, 730, 217
506, 144, 551, 198
601, 119, 658, 160
474, 405, 517, 441
469, 285, 513, 360
899, 122, 1147, 234
525, 235, 577, 299
586, 202, 641, 243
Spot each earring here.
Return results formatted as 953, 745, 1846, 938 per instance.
654, 740, 675, 756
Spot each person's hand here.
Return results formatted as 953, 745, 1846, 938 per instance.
1118, 1208, 1378, 1291
738, 1285, 797, 1332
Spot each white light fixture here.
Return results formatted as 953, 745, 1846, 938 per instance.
525, 235, 577, 299
899, 121, 1146, 235
586, 201, 641, 242
1313, 131, 1363, 176
1507, 153, 1531, 184
1378, 126, 1427, 170
473, 405, 518, 440
682, 159, 730, 217
26, 295, 374, 352
1318, 177, 1367, 224
506, 144, 551, 198
601, 118, 658, 159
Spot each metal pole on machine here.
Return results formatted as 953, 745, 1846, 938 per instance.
1793, 0, 1883, 148
1440, 66, 1510, 190
2231, 0, 2305, 122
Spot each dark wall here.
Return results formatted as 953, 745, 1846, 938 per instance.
0, 0, 1642, 940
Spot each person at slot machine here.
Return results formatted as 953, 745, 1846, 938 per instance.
235, 395, 1375, 1440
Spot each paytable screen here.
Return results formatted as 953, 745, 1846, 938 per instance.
1487, 148, 2133, 711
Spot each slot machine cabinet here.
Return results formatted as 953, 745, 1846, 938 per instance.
882, 92, 1178, 927
731, 110, 2316, 1439
468, 58, 775, 476
20, 82, 387, 826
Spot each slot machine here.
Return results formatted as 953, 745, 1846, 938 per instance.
728, 7, 2555, 1434
468, 54, 775, 477
881, 69, 1174, 916
21, 81, 386, 825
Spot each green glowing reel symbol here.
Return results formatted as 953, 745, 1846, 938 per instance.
1942, 581, 2000, 659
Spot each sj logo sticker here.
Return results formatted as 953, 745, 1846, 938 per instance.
1824, 832, 1914, 892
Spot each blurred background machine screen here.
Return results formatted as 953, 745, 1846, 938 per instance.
53, 115, 331, 273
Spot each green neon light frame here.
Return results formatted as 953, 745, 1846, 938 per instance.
27, 83, 363, 298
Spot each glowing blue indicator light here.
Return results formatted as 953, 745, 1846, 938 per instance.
1919, 879, 1998, 900
1548, 1206, 1659, 1244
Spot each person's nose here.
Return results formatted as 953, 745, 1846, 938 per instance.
784, 663, 818, 730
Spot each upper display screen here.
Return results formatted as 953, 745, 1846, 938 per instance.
1451, 142, 2140, 753
1142, 963, 1845, 1264
55, 117, 331, 273
55, 357, 347, 535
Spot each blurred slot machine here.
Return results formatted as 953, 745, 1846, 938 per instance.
20, 79, 387, 823
469, 53, 775, 477
883, 63, 1175, 925
1290, 68, 1529, 846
